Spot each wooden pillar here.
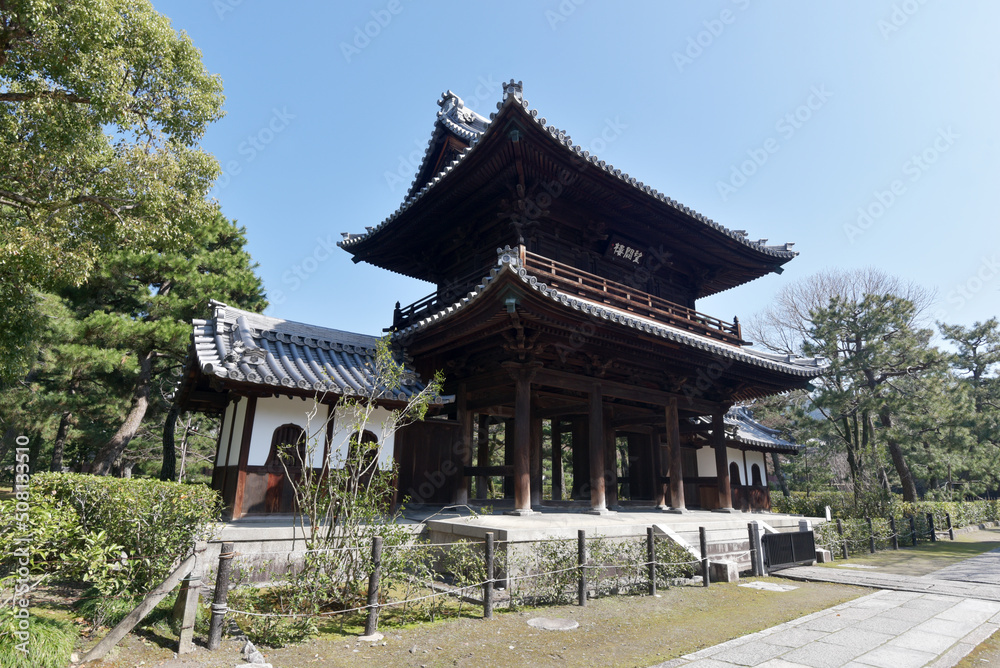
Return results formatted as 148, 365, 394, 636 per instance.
551, 420, 564, 502
665, 398, 686, 511
476, 414, 490, 499
231, 396, 256, 520
530, 410, 543, 506
713, 409, 733, 511
588, 384, 608, 513
505, 363, 537, 515
571, 417, 589, 500
651, 431, 666, 508
604, 405, 617, 509
453, 383, 471, 505
503, 418, 514, 499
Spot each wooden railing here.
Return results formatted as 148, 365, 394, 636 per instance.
522, 250, 744, 345
392, 247, 744, 346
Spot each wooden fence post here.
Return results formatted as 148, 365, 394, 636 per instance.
363, 536, 383, 637
578, 530, 587, 607
646, 527, 656, 596
837, 519, 848, 559
927, 514, 937, 543
699, 527, 710, 587
483, 532, 494, 620
81, 551, 200, 663
909, 516, 918, 546
866, 517, 876, 554
171, 574, 201, 654
946, 514, 955, 541
889, 517, 899, 550
207, 542, 234, 651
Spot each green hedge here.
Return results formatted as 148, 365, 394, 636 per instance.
2, 473, 221, 594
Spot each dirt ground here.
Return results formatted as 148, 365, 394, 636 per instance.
74, 529, 1000, 668
82, 579, 864, 668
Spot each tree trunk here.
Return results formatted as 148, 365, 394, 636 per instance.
91, 350, 155, 476
880, 410, 918, 502
160, 404, 179, 481
770, 452, 790, 497
50, 411, 72, 472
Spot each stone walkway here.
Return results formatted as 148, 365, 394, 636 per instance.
651, 549, 1000, 668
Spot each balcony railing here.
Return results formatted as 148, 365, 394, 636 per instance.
391, 247, 745, 346
522, 249, 744, 345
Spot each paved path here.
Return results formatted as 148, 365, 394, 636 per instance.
650, 549, 1000, 667
774, 565, 1000, 601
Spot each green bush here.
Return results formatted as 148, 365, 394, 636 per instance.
29, 472, 221, 591
2, 473, 221, 626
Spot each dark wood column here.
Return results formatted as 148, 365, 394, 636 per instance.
505, 363, 537, 515
604, 405, 617, 509
665, 398, 687, 512
551, 420, 563, 501
571, 417, 589, 500
475, 414, 490, 500
453, 383, 472, 505
530, 410, 543, 506
588, 384, 609, 513
503, 418, 514, 499
713, 408, 734, 511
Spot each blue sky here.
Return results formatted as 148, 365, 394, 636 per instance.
153, 0, 999, 340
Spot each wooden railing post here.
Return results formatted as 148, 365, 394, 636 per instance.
578, 530, 587, 606
363, 536, 383, 637
483, 532, 495, 620
699, 527, 710, 587
647, 527, 656, 596
207, 542, 234, 650
837, 519, 848, 559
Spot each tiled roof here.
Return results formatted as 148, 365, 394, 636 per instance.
393, 247, 827, 378
189, 301, 437, 401
341, 80, 797, 260
689, 406, 799, 452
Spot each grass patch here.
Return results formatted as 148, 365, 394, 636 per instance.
0, 607, 78, 668
820, 528, 1000, 576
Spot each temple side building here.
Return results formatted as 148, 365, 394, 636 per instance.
178, 81, 823, 519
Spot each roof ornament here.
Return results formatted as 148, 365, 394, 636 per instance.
438, 89, 478, 124
503, 79, 524, 104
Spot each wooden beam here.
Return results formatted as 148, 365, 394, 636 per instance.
665, 398, 685, 510
453, 383, 471, 505
533, 367, 718, 414
551, 419, 564, 502
232, 396, 256, 520
713, 409, 733, 510
589, 384, 607, 511
475, 414, 490, 499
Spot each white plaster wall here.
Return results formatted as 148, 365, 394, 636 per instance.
745, 450, 766, 485
695, 446, 716, 477
215, 401, 235, 466
327, 406, 397, 470
227, 399, 248, 466
246, 396, 318, 467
